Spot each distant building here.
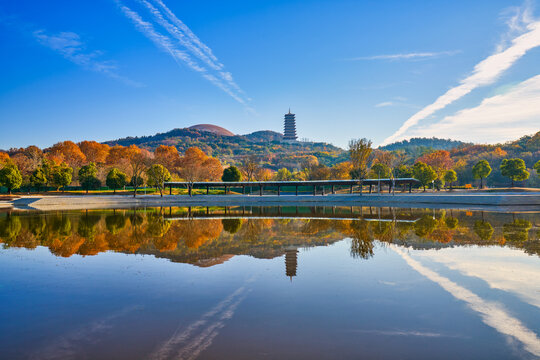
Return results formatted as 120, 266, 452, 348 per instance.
283, 109, 297, 141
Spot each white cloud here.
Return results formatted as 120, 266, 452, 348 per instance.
408, 74, 540, 143
349, 51, 460, 61
381, 5, 540, 146
33, 30, 141, 87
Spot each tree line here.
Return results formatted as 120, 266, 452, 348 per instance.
0, 138, 539, 194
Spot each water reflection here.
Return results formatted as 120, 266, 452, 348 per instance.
1, 207, 539, 268
1, 206, 540, 359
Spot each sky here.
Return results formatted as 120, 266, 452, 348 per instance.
1, 0, 539, 150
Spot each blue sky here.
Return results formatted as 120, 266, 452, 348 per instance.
1, 0, 539, 150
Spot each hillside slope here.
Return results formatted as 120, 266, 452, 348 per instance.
104, 127, 346, 168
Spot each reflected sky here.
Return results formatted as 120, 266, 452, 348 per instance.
0, 207, 539, 359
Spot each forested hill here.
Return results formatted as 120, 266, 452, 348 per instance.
380, 137, 471, 152
104, 127, 347, 168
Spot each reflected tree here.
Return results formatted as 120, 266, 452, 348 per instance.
474, 220, 494, 241
503, 219, 532, 243
222, 218, 243, 234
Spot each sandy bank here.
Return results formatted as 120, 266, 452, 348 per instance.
5, 192, 540, 211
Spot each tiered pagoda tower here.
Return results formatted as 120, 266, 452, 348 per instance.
285, 247, 299, 281
283, 109, 297, 141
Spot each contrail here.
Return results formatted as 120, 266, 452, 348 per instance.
150, 277, 256, 360
381, 10, 540, 146
116, 0, 249, 105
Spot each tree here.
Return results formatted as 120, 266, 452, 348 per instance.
146, 164, 171, 197
177, 147, 222, 182
395, 164, 413, 178
254, 168, 274, 181
369, 163, 391, 179
331, 161, 352, 180
417, 150, 453, 178
0, 163, 23, 194
51, 163, 73, 191
222, 166, 242, 182
240, 155, 259, 181
500, 158, 529, 187
106, 168, 128, 194
349, 138, 373, 180
154, 145, 179, 171
78, 162, 101, 193
47, 141, 86, 167
0, 152, 10, 168
413, 162, 437, 191
534, 160, 540, 179
30, 167, 47, 192
126, 145, 151, 197
472, 160, 491, 189
443, 170, 457, 190
78, 141, 110, 164
275, 168, 292, 181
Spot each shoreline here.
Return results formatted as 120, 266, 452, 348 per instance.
3, 192, 539, 212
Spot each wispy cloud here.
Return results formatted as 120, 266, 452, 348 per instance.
116, 0, 250, 106
407, 74, 540, 143
348, 50, 460, 61
33, 29, 142, 87
381, 3, 540, 146
375, 101, 396, 108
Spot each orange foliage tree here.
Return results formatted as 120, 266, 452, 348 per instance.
177, 147, 222, 182
417, 150, 454, 178
154, 145, 180, 171
47, 141, 86, 167
78, 141, 110, 164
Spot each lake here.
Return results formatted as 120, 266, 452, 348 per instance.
1, 206, 539, 359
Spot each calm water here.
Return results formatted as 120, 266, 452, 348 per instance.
1, 206, 539, 360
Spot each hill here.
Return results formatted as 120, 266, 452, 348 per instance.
104, 126, 346, 169
188, 124, 235, 136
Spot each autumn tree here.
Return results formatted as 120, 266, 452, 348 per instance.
30, 167, 47, 192
125, 145, 152, 197
106, 168, 128, 194
154, 145, 179, 171
413, 162, 437, 191
254, 168, 274, 181
47, 141, 86, 167
444, 170, 457, 190
78, 141, 110, 164
331, 162, 352, 180
146, 164, 171, 197
472, 160, 491, 189
0, 163, 23, 194
51, 163, 73, 191
78, 162, 101, 193
349, 138, 372, 183
534, 160, 540, 179
240, 155, 260, 181
417, 150, 453, 180
275, 168, 292, 181
500, 158, 529, 187
177, 147, 222, 182
0, 152, 10, 168
222, 166, 242, 182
